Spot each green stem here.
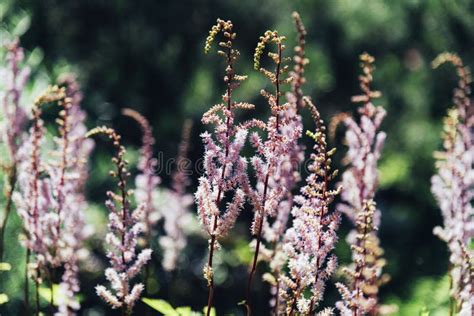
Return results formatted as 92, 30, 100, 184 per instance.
35, 267, 40, 316
0, 166, 17, 262
24, 248, 30, 315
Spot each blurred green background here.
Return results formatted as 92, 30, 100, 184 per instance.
1, 0, 473, 315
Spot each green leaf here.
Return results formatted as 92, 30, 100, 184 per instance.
0, 262, 11, 271
420, 306, 430, 316
38, 284, 67, 306
142, 298, 178, 315
176, 306, 192, 316
202, 306, 216, 316
13, 14, 31, 36
0, 293, 9, 305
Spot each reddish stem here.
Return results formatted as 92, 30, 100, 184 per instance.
205, 42, 234, 316
246, 42, 282, 316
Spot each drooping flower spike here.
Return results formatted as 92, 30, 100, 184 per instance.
122, 108, 161, 242
431, 52, 473, 315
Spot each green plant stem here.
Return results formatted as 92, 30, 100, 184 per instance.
50, 269, 55, 312
35, 267, 40, 316
0, 166, 17, 262
24, 248, 30, 314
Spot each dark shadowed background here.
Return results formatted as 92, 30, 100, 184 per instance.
1, 0, 473, 315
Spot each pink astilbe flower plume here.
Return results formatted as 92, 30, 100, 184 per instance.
244, 29, 299, 315
277, 97, 341, 316
335, 53, 389, 316
0, 39, 30, 261
262, 12, 307, 312
13, 77, 93, 314
159, 119, 194, 272
13, 86, 67, 313
14, 86, 66, 262
197, 18, 252, 316
87, 127, 151, 315
52, 74, 94, 315
431, 53, 473, 315
122, 108, 161, 243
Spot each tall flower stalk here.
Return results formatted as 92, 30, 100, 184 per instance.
123, 108, 160, 245
263, 12, 307, 312
0, 39, 29, 261
196, 18, 251, 316
335, 53, 388, 316
278, 97, 341, 316
13, 85, 67, 314
123, 108, 160, 299
431, 53, 473, 315
13, 80, 93, 315
88, 127, 152, 316
53, 74, 94, 315
244, 30, 295, 315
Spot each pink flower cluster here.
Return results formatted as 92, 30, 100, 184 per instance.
196, 20, 250, 291
0, 39, 29, 164
88, 127, 151, 314
431, 53, 473, 315
278, 98, 341, 316
13, 77, 93, 314
335, 53, 388, 316
123, 108, 161, 237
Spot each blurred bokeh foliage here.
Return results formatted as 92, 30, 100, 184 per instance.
1, 0, 473, 315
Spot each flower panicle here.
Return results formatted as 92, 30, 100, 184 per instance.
261, 16, 308, 284
277, 96, 341, 315
245, 29, 297, 313
290, 11, 308, 108
123, 108, 161, 236
431, 53, 473, 315
122, 108, 155, 171
336, 53, 389, 316
89, 127, 151, 313
13, 76, 94, 313
197, 18, 250, 315
1, 39, 30, 164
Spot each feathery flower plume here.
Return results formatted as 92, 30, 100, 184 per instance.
14, 80, 93, 314
14, 86, 66, 266
13, 85, 66, 314
159, 119, 194, 271
197, 18, 252, 316
335, 53, 388, 316
122, 108, 161, 241
88, 127, 151, 315
431, 53, 473, 315
54, 74, 94, 315
263, 12, 307, 311
278, 97, 341, 316
244, 29, 297, 315
0, 39, 30, 261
